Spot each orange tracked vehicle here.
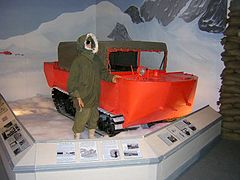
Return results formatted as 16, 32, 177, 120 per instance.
44, 41, 198, 135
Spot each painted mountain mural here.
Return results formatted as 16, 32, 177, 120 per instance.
125, 0, 227, 33
0, 1, 224, 112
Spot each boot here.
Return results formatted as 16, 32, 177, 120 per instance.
88, 129, 95, 139
74, 133, 80, 139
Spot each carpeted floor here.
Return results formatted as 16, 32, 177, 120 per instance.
177, 138, 240, 180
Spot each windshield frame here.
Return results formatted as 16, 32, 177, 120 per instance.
107, 48, 167, 72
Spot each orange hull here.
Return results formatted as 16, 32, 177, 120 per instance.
44, 62, 197, 128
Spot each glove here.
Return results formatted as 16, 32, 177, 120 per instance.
112, 75, 121, 83
72, 97, 84, 111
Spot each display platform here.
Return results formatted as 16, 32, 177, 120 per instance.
0, 94, 222, 180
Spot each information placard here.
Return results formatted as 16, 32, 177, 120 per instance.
0, 94, 30, 157
121, 139, 142, 158
79, 141, 99, 161
102, 140, 120, 160
56, 142, 76, 163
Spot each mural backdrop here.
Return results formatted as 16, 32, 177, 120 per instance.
0, 0, 227, 111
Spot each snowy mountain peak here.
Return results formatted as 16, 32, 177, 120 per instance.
140, 0, 190, 26
179, 0, 211, 23
107, 23, 132, 41
125, 0, 227, 33
124, 6, 144, 24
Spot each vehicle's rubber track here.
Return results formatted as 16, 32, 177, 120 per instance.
52, 88, 75, 117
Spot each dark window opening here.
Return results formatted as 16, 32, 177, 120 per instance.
109, 51, 138, 72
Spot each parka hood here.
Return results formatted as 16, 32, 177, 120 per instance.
76, 33, 98, 54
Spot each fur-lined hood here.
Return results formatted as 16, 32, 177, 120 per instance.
76, 33, 98, 54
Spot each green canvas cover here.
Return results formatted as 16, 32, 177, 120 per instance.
58, 42, 78, 71
58, 41, 167, 71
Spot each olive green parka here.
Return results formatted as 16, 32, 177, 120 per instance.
67, 33, 113, 107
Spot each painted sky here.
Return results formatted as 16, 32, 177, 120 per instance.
0, 0, 143, 39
